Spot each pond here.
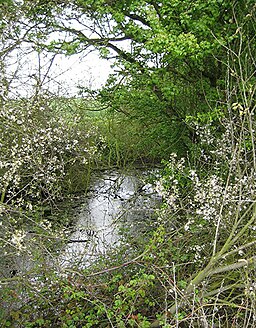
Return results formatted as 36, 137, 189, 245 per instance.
59, 168, 161, 267
0, 168, 161, 279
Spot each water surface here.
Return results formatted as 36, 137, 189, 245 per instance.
61, 169, 160, 267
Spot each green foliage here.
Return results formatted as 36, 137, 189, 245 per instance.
0, 255, 158, 327
2, 0, 254, 159
0, 1, 256, 327
7, 0, 251, 157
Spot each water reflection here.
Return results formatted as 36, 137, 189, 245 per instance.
61, 170, 160, 267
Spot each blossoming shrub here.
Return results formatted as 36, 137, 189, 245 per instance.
153, 109, 256, 325
0, 97, 101, 287
0, 97, 99, 207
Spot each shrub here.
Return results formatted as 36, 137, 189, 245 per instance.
0, 97, 99, 206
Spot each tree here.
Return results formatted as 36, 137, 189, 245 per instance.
2, 0, 254, 155
2, 0, 254, 153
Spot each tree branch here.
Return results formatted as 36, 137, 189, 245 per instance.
124, 13, 150, 27
210, 257, 256, 275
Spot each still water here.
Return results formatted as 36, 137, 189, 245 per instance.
0, 169, 161, 319
0, 169, 161, 278
60, 169, 161, 267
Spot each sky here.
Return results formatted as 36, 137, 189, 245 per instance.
5, 45, 114, 98
2, 12, 130, 99
47, 51, 114, 95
